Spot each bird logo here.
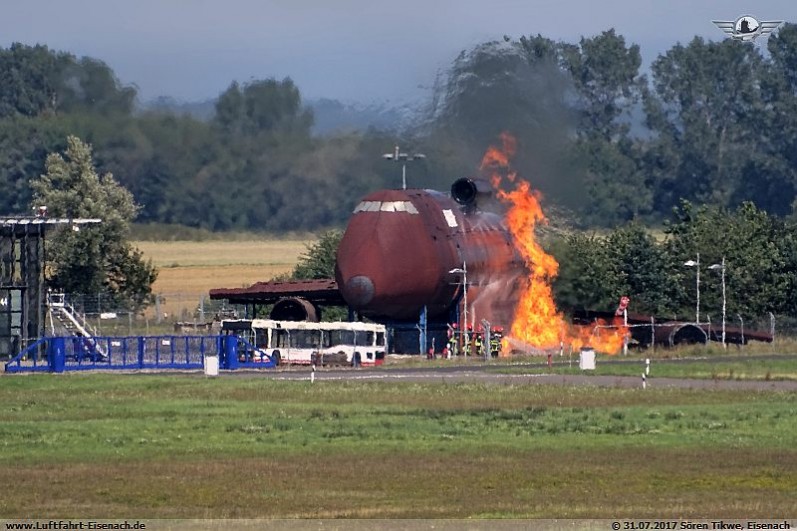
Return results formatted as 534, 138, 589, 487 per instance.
713, 15, 782, 42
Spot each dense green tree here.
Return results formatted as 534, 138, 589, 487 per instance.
552, 225, 678, 316
559, 30, 650, 225
0, 115, 71, 214
552, 233, 620, 312
0, 43, 135, 118
663, 201, 795, 319
213, 81, 246, 137
292, 230, 343, 280
116, 113, 214, 224
572, 137, 649, 225
645, 38, 766, 213
749, 23, 797, 216
213, 78, 313, 137
0, 43, 65, 117
604, 223, 679, 315
29, 136, 157, 308
560, 29, 644, 140
775, 220, 797, 318
59, 56, 137, 115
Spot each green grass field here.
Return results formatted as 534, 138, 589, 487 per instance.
387, 341, 797, 380
587, 357, 796, 380
484, 355, 797, 381
1, 374, 796, 519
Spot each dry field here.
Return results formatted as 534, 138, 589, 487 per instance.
134, 239, 313, 320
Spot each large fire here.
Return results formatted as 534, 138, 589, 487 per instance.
480, 132, 627, 355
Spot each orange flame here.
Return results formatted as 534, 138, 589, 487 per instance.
480, 133, 627, 355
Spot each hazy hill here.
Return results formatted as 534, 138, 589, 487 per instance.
306, 98, 418, 135
141, 96, 216, 121
140, 96, 416, 135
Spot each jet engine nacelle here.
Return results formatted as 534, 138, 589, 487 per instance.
450, 177, 493, 211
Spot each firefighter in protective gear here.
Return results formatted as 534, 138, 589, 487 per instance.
490, 326, 504, 357
447, 323, 458, 358
473, 330, 484, 357
464, 325, 473, 356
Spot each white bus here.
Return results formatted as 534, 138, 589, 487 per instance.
221, 319, 387, 367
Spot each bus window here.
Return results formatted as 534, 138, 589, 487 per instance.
270, 329, 289, 349
376, 332, 385, 347
321, 331, 331, 348
254, 330, 268, 349
290, 330, 321, 349
329, 330, 356, 346
365, 331, 375, 346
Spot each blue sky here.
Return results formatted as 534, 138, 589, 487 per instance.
2, 1, 793, 104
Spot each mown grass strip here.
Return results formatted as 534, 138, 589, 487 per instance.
488, 356, 797, 381
1, 374, 795, 518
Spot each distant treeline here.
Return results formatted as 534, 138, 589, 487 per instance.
2, 25, 797, 230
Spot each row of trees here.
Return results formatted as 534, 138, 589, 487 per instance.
3, 27, 797, 231
0, 43, 400, 232
425, 25, 797, 226
552, 201, 797, 326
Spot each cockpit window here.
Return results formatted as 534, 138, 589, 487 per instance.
353, 201, 418, 214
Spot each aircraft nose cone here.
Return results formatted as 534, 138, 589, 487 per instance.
345, 275, 375, 307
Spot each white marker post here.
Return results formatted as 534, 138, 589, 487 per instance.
642, 373, 647, 390
645, 358, 650, 376
311, 364, 316, 384
623, 308, 628, 356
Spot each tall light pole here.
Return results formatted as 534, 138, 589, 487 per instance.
382, 145, 426, 190
708, 257, 726, 349
684, 253, 700, 324
449, 262, 468, 354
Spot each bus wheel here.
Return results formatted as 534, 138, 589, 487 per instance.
352, 352, 361, 368
272, 350, 281, 366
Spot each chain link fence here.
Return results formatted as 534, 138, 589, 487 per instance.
57, 292, 797, 346
63, 292, 240, 336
